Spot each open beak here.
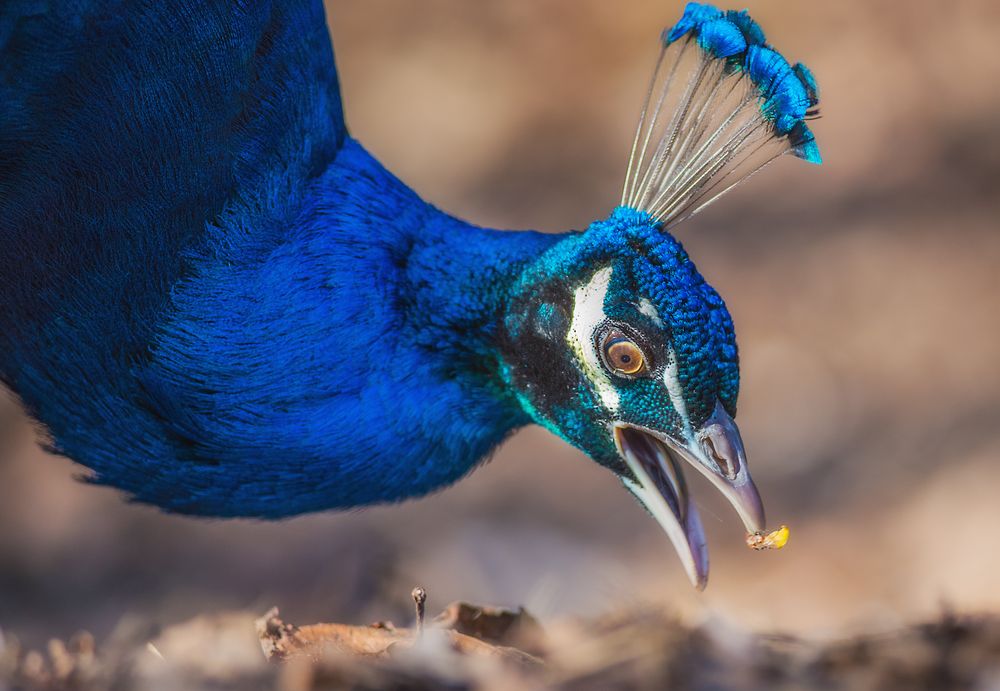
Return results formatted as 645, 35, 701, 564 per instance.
613, 400, 765, 590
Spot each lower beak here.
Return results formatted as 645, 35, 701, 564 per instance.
614, 401, 765, 590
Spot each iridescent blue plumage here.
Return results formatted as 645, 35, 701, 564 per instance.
0, 0, 555, 515
0, 2, 821, 587
665, 1, 821, 163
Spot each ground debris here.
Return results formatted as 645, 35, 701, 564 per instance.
6, 602, 1000, 690
0, 629, 101, 690
255, 600, 544, 668
433, 601, 546, 657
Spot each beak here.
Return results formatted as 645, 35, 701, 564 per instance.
613, 400, 765, 590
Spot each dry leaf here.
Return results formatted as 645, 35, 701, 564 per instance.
255, 606, 544, 668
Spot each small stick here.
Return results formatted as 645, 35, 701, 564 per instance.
146, 642, 165, 661
411, 586, 427, 637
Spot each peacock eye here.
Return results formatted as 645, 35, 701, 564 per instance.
600, 329, 648, 377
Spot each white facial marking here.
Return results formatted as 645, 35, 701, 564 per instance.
662, 346, 693, 439
638, 298, 664, 328
567, 267, 619, 412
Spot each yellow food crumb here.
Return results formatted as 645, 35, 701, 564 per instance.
746, 525, 790, 551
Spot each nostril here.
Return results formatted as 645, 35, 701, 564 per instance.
701, 433, 738, 480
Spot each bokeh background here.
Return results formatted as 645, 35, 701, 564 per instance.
2, 0, 999, 649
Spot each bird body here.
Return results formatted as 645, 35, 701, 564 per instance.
136, 140, 560, 515
3, 124, 560, 514
0, 0, 559, 514
1, 1, 821, 587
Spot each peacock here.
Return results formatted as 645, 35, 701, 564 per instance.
0, 2, 820, 589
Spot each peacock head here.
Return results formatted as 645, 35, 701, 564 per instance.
500, 207, 757, 589
499, 2, 821, 588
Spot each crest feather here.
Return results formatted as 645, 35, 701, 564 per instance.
621, 2, 822, 228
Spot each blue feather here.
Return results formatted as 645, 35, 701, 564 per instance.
697, 17, 747, 58
660, 4, 822, 160
665, 2, 723, 43
0, 0, 559, 515
725, 10, 766, 47
789, 122, 823, 164
794, 62, 820, 106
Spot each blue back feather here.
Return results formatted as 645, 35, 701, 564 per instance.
0, 0, 558, 515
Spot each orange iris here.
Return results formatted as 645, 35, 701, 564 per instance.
603, 334, 646, 375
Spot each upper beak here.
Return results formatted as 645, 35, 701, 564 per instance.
614, 400, 765, 590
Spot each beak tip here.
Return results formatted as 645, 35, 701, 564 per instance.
737, 477, 767, 533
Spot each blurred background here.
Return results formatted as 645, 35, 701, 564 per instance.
1, 0, 998, 649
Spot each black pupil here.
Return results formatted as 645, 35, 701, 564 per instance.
619, 353, 631, 363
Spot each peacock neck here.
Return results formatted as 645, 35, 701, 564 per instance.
330, 138, 565, 412
401, 214, 562, 385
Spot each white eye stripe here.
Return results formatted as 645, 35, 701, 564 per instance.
662, 346, 693, 439
638, 298, 664, 328
567, 267, 620, 412
567, 270, 690, 426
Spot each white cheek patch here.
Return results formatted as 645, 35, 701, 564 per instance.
567, 267, 619, 413
662, 346, 693, 439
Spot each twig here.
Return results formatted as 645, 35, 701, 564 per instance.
411, 586, 427, 638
